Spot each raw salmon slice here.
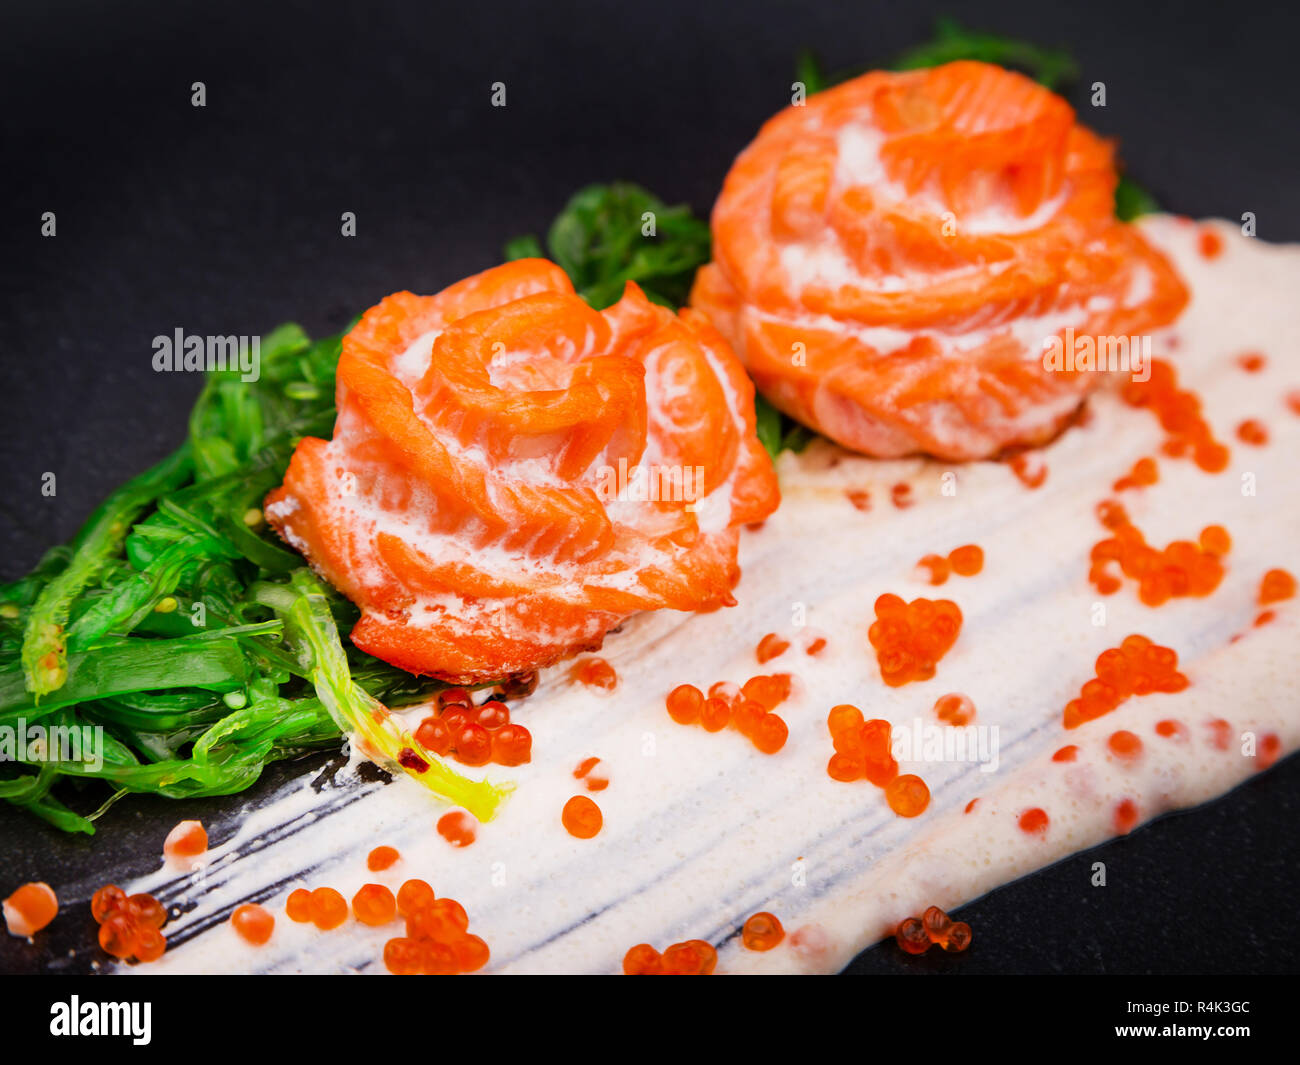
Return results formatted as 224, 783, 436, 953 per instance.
266, 259, 778, 683
691, 61, 1189, 460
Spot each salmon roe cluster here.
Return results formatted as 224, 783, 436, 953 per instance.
384, 880, 490, 975
1121, 358, 1230, 472
414, 687, 531, 768
623, 938, 717, 975
868, 594, 962, 686
1063, 634, 1189, 730
1112, 456, 1158, 492
1090, 501, 1228, 604
664, 674, 792, 754
3, 881, 58, 937
895, 906, 972, 955
284, 886, 350, 930
826, 706, 930, 817
91, 885, 167, 963
916, 544, 983, 586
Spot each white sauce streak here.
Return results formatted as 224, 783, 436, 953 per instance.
101, 218, 1297, 974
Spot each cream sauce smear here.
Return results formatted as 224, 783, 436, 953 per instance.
109, 217, 1298, 973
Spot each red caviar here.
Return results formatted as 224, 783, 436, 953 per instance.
756, 632, 790, 663
1018, 808, 1049, 835
895, 908, 972, 955
917, 554, 950, 585
948, 544, 984, 577
163, 819, 207, 862
1155, 719, 1186, 739
285, 888, 313, 923
3, 882, 58, 937
1288, 390, 1300, 416
571, 657, 618, 691
230, 903, 275, 946
868, 594, 962, 686
660, 939, 718, 975
352, 884, 398, 926
1108, 730, 1143, 759
1052, 745, 1079, 762
895, 916, 930, 954
308, 887, 348, 930
475, 700, 510, 730
573, 756, 608, 791
934, 692, 975, 726
562, 795, 603, 839
1208, 718, 1233, 751
1112, 456, 1159, 492
668, 675, 790, 754
827, 708, 899, 787
1236, 352, 1266, 373
367, 845, 400, 872
1236, 419, 1269, 446
1089, 501, 1226, 604
891, 482, 913, 508
1063, 635, 1189, 729
741, 911, 785, 951
91, 884, 167, 962
1114, 798, 1140, 835
1259, 568, 1296, 605
1257, 733, 1282, 770
491, 723, 532, 765
622, 943, 664, 974
1198, 228, 1223, 259
436, 810, 477, 848
396, 879, 436, 917
666, 684, 703, 724
846, 488, 872, 512
885, 774, 930, 818
700, 696, 732, 732
805, 636, 827, 656
1121, 358, 1229, 473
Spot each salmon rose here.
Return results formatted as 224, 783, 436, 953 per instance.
691, 61, 1189, 460
266, 259, 778, 683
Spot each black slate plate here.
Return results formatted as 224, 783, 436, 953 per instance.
1, 0, 1297, 975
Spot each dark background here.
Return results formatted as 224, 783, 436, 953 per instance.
1, 0, 1297, 975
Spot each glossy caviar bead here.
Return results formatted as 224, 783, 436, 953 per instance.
367, 845, 400, 872
414, 716, 452, 756
1108, 730, 1143, 759
1052, 745, 1079, 762
91, 884, 127, 924
1259, 568, 1297, 604
491, 723, 532, 766
885, 774, 930, 817
1236, 352, 1266, 372
352, 884, 398, 927
396, 879, 436, 917
660, 939, 717, 975
134, 925, 167, 963
408, 898, 469, 942
440, 706, 471, 734
285, 888, 313, 922
947, 544, 984, 576
733, 699, 766, 737
741, 911, 785, 951
454, 933, 491, 972
934, 692, 975, 726
1018, 808, 1049, 835
805, 636, 827, 656
98, 914, 137, 959
1236, 419, 1268, 446
708, 680, 741, 706
1064, 635, 1187, 728
384, 936, 423, 975
562, 795, 603, 839
1155, 719, 1186, 739
944, 922, 973, 952
1114, 798, 1139, 835
741, 673, 792, 710
1008, 452, 1047, 488
756, 632, 791, 663
453, 722, 492, 766
163, 819, 207, 862
230, 903, 275, 946
3, 882, 58, 936
828, 703, 864, 737
126, 894, 167, 929
753, 713, 789, 754
895, 916, 930, 955
827, 752, 864, 782
666, 683, 703, 724
572, 657, 618, 691
699, 696, 732, 732
917, 553, 950, 585
437, 810, 478, 848
308, 887, 348, 930
868, 595, 962, 686
1257, 733, 1282, 769
438, 687, 472, 710
921, 905, 952, 946
1198, 525, 1231, 555
419, 940, 458, 975
623, 943, 663, 975
474, 699, 511, 730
